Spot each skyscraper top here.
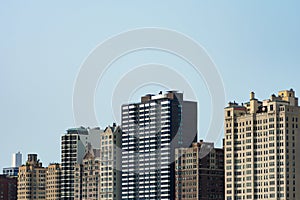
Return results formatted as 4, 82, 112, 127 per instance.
12, 151, 22, 168
226, 89, 298, 112
140, 90, 183, 103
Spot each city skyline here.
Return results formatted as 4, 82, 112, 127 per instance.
3, 88, 299, 169
1, 88, 299, 199
1, 1, 300, 172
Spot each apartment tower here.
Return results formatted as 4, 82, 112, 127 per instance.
12, 152, 22, 168
74, 146, 100, 200
99, 124, 121, 200
61, 127, 101, 199
121, 91, 197, 199
175, 141, 224, 200
17, 154, 46, 200
74, 124, 121, 200
224, 89, 300, 200
46, 163, 61, 200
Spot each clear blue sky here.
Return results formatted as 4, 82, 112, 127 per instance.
1, 1, 300, 169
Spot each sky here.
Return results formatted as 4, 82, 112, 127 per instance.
1, 1, 300, 170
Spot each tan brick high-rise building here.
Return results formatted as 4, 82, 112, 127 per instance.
74, 124, 121, 200
224, 89, 300, 200
17, 154, 46, 200
46, 163, 61, 200
175, 141, 224, 200
99, 124, 121, 200
74, 146, 100, 200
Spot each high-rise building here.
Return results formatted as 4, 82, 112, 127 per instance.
12, 152, 22, 167
46, 163, 61, 200
61, 127, 101, 200
3, 152, 22, 177
17, 154, 46, 200
121, 91, 197, 199
74, 146, 100, 200
99, 124, 121, 200
74, 124, 121, 200
224, 89, 300, 200
175, 141, 224, 200
0, 174, 17, 200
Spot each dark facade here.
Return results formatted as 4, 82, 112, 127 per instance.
198, 146, 224, 200
61, 127, 101, 200
175, 141, 224, 200
61, 128, 89, 200
0, 175, 17, 200
121, 91, 197, 199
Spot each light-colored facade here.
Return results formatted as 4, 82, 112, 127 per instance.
74, 124, 121, 200
224, 89, 300, 200
12, 152, 22, 168
99, 124, 121, 200
121, 91, 197, 199
17, 154, 46, 200
46, 163, 61, 200
175, 141, 224, 200
74, 147, 100, 200
3, 152, 22, 177
3, 167, 19, 177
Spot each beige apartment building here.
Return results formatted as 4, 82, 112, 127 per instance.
74, 124, 121, 200
46, 163, 61, 200
74, 146, 100, 200
99, 124, 121, 200
224, 89, 300, 200
17, 154, 46, 200
18, 154, 62, 200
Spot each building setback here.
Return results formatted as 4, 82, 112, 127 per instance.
0, 175, 17, 200
175, 141, 224, 200
18, 154, 63, 200
121, 91, 197, 199
17, 154, 46, 200
224, 89, 300, 200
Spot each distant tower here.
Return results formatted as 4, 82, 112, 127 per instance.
3, 152, 22, 177
12, 152, 22, 167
